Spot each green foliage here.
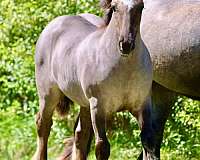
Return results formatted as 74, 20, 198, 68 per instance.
0, 0, 101, 159
163, 97, 200, 159
0, 0, 199, 160
0, 0, 102, 113
0, 110, 36, 160
0, 108, 76, 160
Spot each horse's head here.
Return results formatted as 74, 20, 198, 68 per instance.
102, 0, 144, 56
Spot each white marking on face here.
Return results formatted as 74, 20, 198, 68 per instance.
122, 0, 134, 10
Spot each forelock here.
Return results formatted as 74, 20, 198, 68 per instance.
121, 0, 134, 8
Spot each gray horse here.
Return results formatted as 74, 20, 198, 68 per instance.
33, 0, 154, 159
60, 0, 200, 160
140, 0, 200, 159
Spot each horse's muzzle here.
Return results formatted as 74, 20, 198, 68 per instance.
119, 40, 135, 56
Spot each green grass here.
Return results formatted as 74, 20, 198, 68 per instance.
0, 99, 199, 160
0, 112, 36, 160
0, 112, 198, 160
0, 0, 199, 159
0, 110, 71, 160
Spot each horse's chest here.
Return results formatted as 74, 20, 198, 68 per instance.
96, 62, 151, 113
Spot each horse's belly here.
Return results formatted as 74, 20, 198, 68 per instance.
58, 81, 89, 107
141, 4, 200, 97
147, 32, 200, 96
152, 49, 200, 97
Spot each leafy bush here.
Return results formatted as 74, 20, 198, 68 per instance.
163, 97, 200, 159
0, 0, 101, 114
0, 0, 199, 160
0, 0, 101, 159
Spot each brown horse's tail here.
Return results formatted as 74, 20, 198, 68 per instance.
57, 137, 74, 160
57, 114, 80, 160
56, 96, 73, 117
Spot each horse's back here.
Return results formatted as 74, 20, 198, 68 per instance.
141, 1, 200, 97
35, 15, 97, 75
79, 13, 105, 27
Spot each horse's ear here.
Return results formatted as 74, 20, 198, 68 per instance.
104, 8, 113, 25
136, 0, 144, 8
100, 0, 112, 9
100, 0, 113, 25
135, 0, 144, 4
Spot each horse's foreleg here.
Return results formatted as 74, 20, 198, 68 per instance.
135, 97, 157, 160
89, 97, 110, 160
71, 107, 93, 160
137, 82, 177, 160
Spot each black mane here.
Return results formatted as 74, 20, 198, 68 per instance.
100, 0, 113, 25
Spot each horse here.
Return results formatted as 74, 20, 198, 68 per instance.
59, 0, 200, 160
139, 0, 200, 159
33, 0, 155, 159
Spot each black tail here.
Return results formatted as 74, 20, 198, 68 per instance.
57, 114, 79, 160
57, 114, 93, 160
56, 96, 73, 117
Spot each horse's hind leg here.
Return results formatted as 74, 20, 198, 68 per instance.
89, 97, 110, 160
33, 86, 61, 160
70, 106, 93, 160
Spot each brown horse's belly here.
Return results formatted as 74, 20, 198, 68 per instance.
152, 49, 200, 97
141, 3, 200, 97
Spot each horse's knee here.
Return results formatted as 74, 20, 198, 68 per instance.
36, 112, 42, 133
95, 139, 110, 160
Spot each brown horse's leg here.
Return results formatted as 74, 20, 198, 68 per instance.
33, 87, 61, 160
137, 82, 177, 160
135, 97, 157, 160
71, 107, 93, 160
89, 97, 110, 160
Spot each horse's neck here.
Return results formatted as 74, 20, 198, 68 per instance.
100, 18, 142, 58
100, 20, 120, 56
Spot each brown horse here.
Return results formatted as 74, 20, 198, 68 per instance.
33, 0, 155, 159
60, 0, 200, 160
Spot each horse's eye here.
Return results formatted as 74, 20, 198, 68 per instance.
111, 5, 117, 12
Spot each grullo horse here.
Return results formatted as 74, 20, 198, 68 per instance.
60, 0, 200, 160
33, 0, 155, 159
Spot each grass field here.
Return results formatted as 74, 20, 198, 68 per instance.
0, 107, 199, 160
1, 1, 199, 159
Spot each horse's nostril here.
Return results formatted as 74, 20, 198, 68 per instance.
118, 40, 135, 56
119, 41, 123, 52
119, 41, 131, 52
